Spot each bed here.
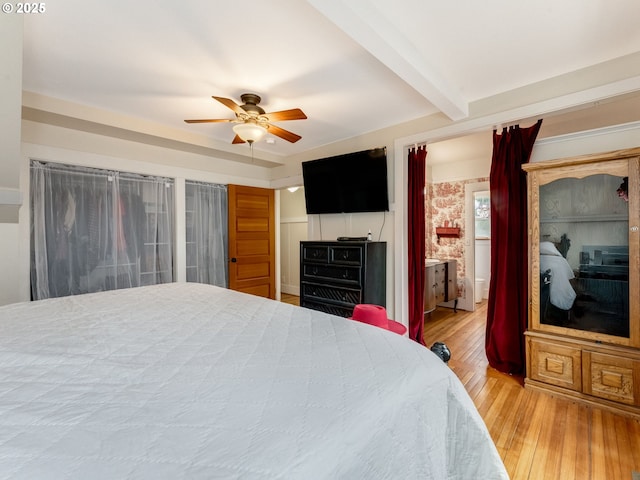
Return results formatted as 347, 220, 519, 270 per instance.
539, 240, 576, 311
0, 283, 508, 479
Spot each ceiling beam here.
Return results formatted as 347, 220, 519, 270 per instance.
307, 0, 469, 121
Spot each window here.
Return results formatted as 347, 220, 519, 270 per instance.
474, 191, 491, 239
30, 161, 174, 299
185, 181, 228, 287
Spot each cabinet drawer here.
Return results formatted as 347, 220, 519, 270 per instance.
302, 264, 361, 286
434, 265, 445, 282
329, 246, 363, 265
301, 300, 355, 318
434, 266, 446, 303
529, 339, 582, 391
301, 282, 362, 307
302, 245, 328, 263
583, 351, 639, 405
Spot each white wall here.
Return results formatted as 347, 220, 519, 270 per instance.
279, 187, 307, 295
306, 204, 395, 314
9, 91, 640, 319
0, 16, 22, 190
475, 239, 491, 300
0, 16, 23, 306
530, 120, 640, 163
431, 156, 490, 183
285, 142, 399, 318
394, 121, 640, 327
15, 121, 276, 304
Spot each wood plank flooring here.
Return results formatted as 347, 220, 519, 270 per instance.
282, 294, 640, 479
425, 302, 640, 480
280, 293, 300, 306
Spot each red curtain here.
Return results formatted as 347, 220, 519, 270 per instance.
486, 120, 542, 374
408, 145, 427, 344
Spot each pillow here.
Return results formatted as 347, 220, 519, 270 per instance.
540, 241, 562, 256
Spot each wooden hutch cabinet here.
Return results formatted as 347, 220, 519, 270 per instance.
522, 148, 640, 417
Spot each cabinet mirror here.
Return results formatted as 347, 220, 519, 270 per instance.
538, 171, 629, 339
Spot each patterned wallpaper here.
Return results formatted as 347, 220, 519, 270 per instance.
426, 176, 489, 297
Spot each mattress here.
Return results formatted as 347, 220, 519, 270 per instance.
0, 283, 508, 479
540, 252, 576, 310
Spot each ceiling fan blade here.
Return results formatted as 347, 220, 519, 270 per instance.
267, 124, 302, 143
184, 118, 234, 123
213, 96, 246, 115
232, 134, 246, 144
265, 108, 307, 122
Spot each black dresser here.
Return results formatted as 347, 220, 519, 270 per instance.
300, 241, 386, 317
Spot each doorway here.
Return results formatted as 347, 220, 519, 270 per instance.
278, 186, 308, 298
463, 181, 490, 311
473, 190, 491, 304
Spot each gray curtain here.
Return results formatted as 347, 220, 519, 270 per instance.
185, 181, 228, 287
30, 161, 174, 300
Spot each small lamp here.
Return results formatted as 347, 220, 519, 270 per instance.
233, 122, 267, 144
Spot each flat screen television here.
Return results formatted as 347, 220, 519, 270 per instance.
302, 147, 389, 214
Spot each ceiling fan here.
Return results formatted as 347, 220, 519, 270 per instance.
185, 93, 307, 144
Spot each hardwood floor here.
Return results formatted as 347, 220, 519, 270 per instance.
425, 302, 640, 480
280, 293, 301, 306
282, 294, 640, 479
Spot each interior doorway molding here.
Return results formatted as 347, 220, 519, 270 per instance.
463, 181, 490, 312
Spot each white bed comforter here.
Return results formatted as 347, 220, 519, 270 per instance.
0, 283, 507, 479
540, 253, 576, 310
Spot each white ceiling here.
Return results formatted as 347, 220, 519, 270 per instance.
21, 0, 640, 166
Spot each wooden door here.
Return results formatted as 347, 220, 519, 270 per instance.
227, 184, 276, 299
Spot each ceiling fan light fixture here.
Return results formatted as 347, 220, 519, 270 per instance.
232, 122, 267, 143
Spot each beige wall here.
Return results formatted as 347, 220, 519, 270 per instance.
279, 187, 308, 295
426, 154, 491, 311
421, 122, 640, 313
5, 40, 640, 319
15, 121, 275, 304
0, 16, 22, 191
0, 16, 23, 305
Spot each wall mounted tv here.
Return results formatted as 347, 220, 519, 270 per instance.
302, 147, 389, 214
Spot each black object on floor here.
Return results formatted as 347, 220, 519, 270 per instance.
431, 342, 451, 363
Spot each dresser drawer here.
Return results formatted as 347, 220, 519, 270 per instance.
529, 338, 582, 391
301, 264, 362, 286
301, 282, 362, 308
301, 299, 355, 318
433, 265, 446, 303
583, 351, 639, 405
302, 245, 329, 263
329, 245, 363, 265
300, 241, 386, 317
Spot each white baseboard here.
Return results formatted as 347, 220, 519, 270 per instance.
281, 284, 300, 296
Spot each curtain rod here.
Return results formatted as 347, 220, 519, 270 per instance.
408, 141, 428, 150
493, 118, 542, 131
